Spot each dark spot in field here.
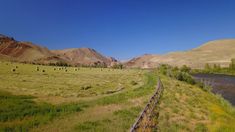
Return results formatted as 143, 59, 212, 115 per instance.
131, 81, 138, 85
81, 85, 92, 90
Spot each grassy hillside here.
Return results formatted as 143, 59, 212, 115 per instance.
0, 61, 234, 131
126, 39, 235, 68
158, 74, 235, 131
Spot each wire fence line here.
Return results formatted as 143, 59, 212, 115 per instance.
130, 77, 164, 132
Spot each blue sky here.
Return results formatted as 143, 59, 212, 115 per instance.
0, 0, 235, 60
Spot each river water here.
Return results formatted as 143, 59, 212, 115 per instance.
192, 73, 235, 105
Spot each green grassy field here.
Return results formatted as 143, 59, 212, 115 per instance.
0, 61, 157, 131
0, 61, 235, 132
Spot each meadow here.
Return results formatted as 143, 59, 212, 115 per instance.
0, 61, 157, 131
0, 61, 235, 132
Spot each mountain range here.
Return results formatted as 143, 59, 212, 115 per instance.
0, 34, 117, 66
125, 39, 235, 68
1, 34, 235, 68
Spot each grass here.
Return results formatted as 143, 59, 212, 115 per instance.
0, 61, 156, 131
0, 91, 82, 131
0, 61, 235, 131
158, 73, 235, 132
0, 61, 145, 104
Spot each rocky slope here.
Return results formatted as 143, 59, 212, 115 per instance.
0, 34, 116, 66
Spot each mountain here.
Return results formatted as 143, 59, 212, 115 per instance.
125, 54, 160, 69
0, 34, 116, 66
51, 48, 116, 66
0, 34, 60, 63
125, 39, 235, 69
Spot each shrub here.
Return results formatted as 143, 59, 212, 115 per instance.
158, 64, 195, 85
42, 70, 45, 72
55, 62, 70, 67
180, 65, 191, 72
12, 69, 16, 72
112, 63, 124, 69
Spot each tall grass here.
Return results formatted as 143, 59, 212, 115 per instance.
0, 91, 82, 131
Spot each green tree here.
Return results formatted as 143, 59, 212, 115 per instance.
229, 58, 235, 70
180, 65, 191, 73
213, 64, 221, 72
112, 63, 123, 69
204, 63, 211, 71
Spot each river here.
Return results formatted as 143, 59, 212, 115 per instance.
192, 73, 235, 105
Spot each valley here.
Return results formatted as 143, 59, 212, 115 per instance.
1, 1, 235, 131
0, 61, 234, 131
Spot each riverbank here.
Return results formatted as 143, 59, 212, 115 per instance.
192, 73, 235, 105
158, 74, 235, 131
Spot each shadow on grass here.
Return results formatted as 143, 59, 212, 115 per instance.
0, 91, 83, 131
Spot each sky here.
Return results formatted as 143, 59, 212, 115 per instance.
0, 0, 235, 60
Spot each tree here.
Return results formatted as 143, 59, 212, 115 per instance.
229, 58, 235, 70
204, 63, 211, 71
213, 64, 221, 71
112, 63, 123, 69
180, 65, 191, 73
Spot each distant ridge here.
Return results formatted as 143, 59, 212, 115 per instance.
1, 34, 234, 68
0, 34, 117, 66
125, 39, 235, 68
52, 48, 117, 66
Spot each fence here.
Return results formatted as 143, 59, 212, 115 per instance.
130, 77, 164, 132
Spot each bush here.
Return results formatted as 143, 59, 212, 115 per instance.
158, 64, 195, 85
55, 62, 70, 67
180, 65, 191, 72
112, 63, 124, 69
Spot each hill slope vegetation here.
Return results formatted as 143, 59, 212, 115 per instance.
126, 39, 235, 68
